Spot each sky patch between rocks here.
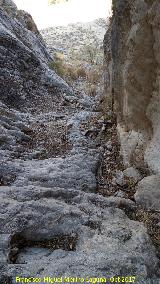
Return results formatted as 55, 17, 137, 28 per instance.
14, 0, 112, 29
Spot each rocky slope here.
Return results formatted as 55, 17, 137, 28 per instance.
104, 0, 160, 212
0, 0, 160, 283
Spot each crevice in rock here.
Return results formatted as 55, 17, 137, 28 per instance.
84, 219, 102, 232
118, 201, 160, 260
97, 112, 124, 197
9, 232, 78, 264
0, 174, 16, 186
0, 276, 12, 284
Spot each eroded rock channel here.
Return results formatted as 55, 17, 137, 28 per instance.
0, 0, 160, 283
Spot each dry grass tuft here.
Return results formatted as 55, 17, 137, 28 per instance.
87, 69, 100, 84
76, 67, 87, 78
85, 84, 97, 97
49, 59, 66, 78
49, 59, 88, 82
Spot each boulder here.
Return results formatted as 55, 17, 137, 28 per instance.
135, 175, 160, 211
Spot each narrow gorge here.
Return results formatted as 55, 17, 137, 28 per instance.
0, 0, 160, 283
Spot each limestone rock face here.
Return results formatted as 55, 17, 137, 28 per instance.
0, 0, 72, 172
0, 0, 71, 109
104, 0, 160, 173
135, 175, 160, 211
0, 185, 159, 284
0, 0, 17, 9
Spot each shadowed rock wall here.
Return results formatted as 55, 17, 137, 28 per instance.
104, 0, 160, 173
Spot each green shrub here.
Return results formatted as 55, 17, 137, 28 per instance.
49, 59, 66, 77
49, 59, 80, 82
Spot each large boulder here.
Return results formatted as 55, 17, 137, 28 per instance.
135, 175, 160, 211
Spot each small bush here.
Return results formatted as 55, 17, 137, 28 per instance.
86, 84, 97, 97
87, 69, 100, 83
49, 58, 88, 82
69, 44, 102, 66
76, 67, 87, 78
66, 65, 78, 80
49, 59, 66, 77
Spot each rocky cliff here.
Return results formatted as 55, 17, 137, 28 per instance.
104, 0, 160, 210
0, 0, 71, 109
0, 0, 72, 163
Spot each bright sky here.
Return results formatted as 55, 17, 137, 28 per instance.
14, 0, 112, 29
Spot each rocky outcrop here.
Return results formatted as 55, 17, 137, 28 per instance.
1, 185, 159, 284
104, 0, 160, 217
0, 0, 72, 163
104, 0, 160, 174
0, 0, 71, 109
135, 175, 160, 211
